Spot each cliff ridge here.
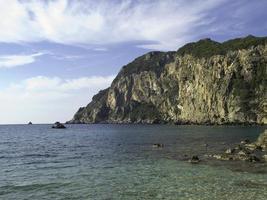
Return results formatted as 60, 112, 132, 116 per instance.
68, 36, 267, 124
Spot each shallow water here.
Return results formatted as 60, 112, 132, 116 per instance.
0, 124, 266, 200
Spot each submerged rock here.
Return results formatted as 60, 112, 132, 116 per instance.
189, 155, 200, 164
52, 122, 66, 129
225, 148, 235, 154
152, 143, 164, 148
247, 155, 261, 162
241, 139, 250, 145
212, 154, 233, 161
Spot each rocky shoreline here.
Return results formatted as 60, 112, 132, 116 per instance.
206, 130, 267, 163
151, 129, 267, 172
183, 129, 267, 166
66, 120, 266, 126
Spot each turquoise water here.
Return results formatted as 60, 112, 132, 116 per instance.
0, 124, 266, 200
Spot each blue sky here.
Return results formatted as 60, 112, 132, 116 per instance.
0, 0, 266, 124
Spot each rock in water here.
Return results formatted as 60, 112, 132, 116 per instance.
212, 130, 267, 162
68, 35, 267, 125
189, 155, 200, 164
52, 122, 66, 129
247, 155, 261, 162
241, 139, 250, 145
28, 122, 33, 125
225, 148, 235, 154
152, 143, 164, 148
256, 130, 267, 149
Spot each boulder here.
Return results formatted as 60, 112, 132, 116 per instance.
213, 154, 233, 161
237, 150, 249, 156
241, 139, 250, 145
236, 150, 250, 161
244, 143, 259, 151
52, 122, 66, 129
256, 130, 267, 149
152, 143, 164, 148
225, 148, 235, 154
189, 155, 200, 164
247, 155, 261, 162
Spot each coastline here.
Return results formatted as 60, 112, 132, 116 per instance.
66, 120, 266, 126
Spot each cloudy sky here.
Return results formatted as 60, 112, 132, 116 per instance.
0, 0, 266, 124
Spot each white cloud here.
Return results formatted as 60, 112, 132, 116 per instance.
0, 0, 226, 50
0, 75, 115, 124
0, 52, 44, 68
93, 47, 108, 52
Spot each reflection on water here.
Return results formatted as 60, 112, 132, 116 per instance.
0, 124, 266, 200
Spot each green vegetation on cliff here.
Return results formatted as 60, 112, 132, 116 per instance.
114, 51, 175, 82
177, 35, 267, 58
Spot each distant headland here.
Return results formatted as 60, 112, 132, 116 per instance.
68, 35, 267, 125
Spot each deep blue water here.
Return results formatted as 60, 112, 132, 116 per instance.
0, 124, 266, 200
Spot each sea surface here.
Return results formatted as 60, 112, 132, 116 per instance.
0, 124, 266, 200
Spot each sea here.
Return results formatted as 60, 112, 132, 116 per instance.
0, 124, 266, 200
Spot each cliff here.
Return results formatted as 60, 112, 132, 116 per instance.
68, 35, 267, 124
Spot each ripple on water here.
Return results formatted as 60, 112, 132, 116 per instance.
0, 124, 266, 200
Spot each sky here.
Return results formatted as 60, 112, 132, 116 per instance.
0, 0, 266, 124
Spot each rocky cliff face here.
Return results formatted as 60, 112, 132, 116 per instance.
68, 36, 267, 124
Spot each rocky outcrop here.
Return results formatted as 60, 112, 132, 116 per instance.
256, 129, 267, 149
210, 130, 267, 162
68, 35, 267, 124
52, 122, 66, 129
152, 143, 164, 148
188, 155, 200, 164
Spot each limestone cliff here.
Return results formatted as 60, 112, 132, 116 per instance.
68, 36, 267, 124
